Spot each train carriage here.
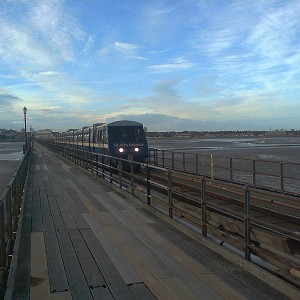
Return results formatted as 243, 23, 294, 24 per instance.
56, 120, 148, 168
92, 120, 148, 164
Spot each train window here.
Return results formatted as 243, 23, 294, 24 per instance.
103, 130, 108, 143
109, 127, 144, 143
97, 130, 101, 143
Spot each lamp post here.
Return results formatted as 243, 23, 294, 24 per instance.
23, 106, 27, 150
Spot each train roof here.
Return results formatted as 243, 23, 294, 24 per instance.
107, 120, 143, 127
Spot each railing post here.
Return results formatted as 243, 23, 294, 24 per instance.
146, 165, 151, 205
230, 156, 233, 182
0, 201, 7, 272
210, 155, 214, 178
101, 155, 105, 179
280, 161, 284, 193
244, 185, 251, 261
118, 160, 122, 189
5, 187, 13, 241
172, 152, 175, 170
252, 158, 256, 187
201, 177, 207, 237
183, 153, 185, 172
110, 158, 113, 184
196, 154, 199, 175
154, 149, 157, 165
168, 170, 173, 218
162, 150, 165, 168
130, 161, 134, 196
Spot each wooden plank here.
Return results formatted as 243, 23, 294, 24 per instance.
37, 171, 46, 191
62, 212, 77, 230
89, 190, 124, 211
56, 230, 93, 299
44, 181, 55, 197
31, 182, 42, 232
68, 229, 107, 288
93, 193, 222, 299
83, 213, 142, 285
162, 277, 205, 300
40, 190, 51, 217
91, 287, 114, 299
147, 221, 265, 299
100, 211, 174, 279
30, 232, 51, 299
43, 216, 69, 292
128, 283, 156, 300
100, 218, 188, 299
108, 191, 156, 223
81, 228, 134, 300
48, 196, 62, 216
65, 188, 89, 213
52, 215, 66, 231
68, 183, 108, 212
50, 291, 72, 300
53, 195, 69, 213
123, 211, 229, 299
61, 190, 90, 229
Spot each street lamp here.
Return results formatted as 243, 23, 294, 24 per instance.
23, 106, 27, 150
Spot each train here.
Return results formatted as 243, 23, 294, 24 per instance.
58, 120, 149, 166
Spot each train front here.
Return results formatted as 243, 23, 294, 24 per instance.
107, 121, 148, 164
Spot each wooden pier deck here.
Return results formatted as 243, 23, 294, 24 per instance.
5, 144, 290, 299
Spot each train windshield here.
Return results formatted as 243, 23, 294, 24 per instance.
109, 127, 144, 143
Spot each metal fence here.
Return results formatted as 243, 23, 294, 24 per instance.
0, 145, 31, 297
148, 148, 300, 196
40, 141, 300, 289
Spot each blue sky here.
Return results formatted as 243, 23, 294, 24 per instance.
0, 0, 300, 132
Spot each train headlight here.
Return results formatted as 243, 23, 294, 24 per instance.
119, 147, 124, 153
134, 147, 139, 152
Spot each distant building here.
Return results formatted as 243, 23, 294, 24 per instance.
35, 129, 55, 140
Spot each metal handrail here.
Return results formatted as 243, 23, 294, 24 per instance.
40, 141, 300, 289
0, 145, 31, 297
148, 148, 300, 196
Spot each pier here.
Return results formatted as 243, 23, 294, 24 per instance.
1, 143, 299, 299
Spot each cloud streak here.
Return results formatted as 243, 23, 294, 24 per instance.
0, 0, 299, 131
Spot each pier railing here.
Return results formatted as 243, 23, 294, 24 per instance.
0, 145, 31, 297
40, 141, 300, 289
148, 148, 300, 196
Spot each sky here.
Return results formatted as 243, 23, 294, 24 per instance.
0, 0, 300, 132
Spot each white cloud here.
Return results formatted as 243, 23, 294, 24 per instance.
115, 41, 138, 51
147, 57, 195, 73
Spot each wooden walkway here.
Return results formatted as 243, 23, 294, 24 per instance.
5, 144, 289, 299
